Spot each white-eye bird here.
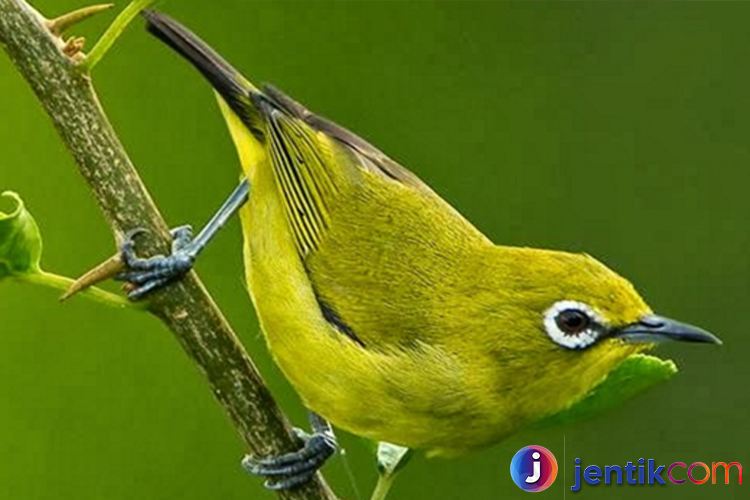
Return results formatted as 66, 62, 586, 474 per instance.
116, 10, 721, 491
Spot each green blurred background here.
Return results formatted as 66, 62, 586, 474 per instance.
1, 1, 747, 499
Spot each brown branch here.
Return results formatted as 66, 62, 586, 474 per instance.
0, 2, 337, 499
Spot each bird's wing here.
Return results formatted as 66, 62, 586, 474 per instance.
263, 84, 433, 191
257, 86, 492, 349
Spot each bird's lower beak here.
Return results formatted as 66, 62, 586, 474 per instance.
613, 315, 722, 345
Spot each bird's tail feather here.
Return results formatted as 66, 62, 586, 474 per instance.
142, 9, 264, 136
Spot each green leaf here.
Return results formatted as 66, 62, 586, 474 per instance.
533, 353, 678, 428
376, 442, 413, 477
0, 191, 43, 279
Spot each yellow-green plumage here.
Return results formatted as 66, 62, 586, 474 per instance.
220, 91, 650, 455
143, 12, 715, 458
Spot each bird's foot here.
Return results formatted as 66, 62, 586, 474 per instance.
115, 226, 196, 300
242, 425, 337, 490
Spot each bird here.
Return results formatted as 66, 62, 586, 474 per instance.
116, 9, 721, 491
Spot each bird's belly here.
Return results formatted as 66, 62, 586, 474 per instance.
238, 187, 514, 454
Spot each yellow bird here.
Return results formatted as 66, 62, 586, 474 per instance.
117, 10, 720, 490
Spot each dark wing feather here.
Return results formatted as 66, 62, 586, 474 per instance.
255, 95, 338, 256
262, 84, 433, 191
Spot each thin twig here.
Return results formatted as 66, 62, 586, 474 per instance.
82, 0, 154, 72
0, 1, 337, 499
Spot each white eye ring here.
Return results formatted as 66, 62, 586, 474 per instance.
544, 300, 604, 350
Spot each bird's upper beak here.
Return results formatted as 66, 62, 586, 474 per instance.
613, 315, 722, 345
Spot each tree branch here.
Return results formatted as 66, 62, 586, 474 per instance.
0, 2, 337, 499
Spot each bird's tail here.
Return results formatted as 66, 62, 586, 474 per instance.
142, 9, 264, 137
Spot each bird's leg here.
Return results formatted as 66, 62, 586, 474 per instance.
117, 179, 250, 300
242, 412, 338, 491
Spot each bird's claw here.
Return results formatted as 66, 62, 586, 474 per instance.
170, 225, 193, 252
241, 427, 337, 490
116, 227, 196, 300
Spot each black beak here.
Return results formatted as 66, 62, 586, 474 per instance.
613, 315, 722, 345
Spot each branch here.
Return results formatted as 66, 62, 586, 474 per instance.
0, 2, 337, 499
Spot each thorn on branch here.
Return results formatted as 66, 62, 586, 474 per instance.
46, 4, 114, 37
61, 253, 125, 302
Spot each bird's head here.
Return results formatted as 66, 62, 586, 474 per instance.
477, 246, 720, 424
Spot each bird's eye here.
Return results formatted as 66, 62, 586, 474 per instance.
544, 300, 603, 350
556, 309, 590, 336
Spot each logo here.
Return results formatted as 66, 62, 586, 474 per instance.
510, 445, 558, 492
571, 458, 742, 492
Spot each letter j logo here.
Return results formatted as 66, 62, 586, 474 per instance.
510, 445, 558, 492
